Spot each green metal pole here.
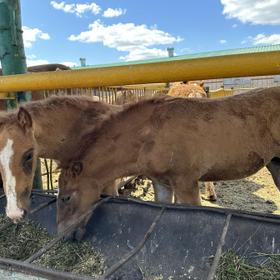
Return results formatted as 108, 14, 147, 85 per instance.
0, 0, 31, 108
0, 0, 42, 189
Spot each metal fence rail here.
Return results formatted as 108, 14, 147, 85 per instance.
1, 45, 280, 92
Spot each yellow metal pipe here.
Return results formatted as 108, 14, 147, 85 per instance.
0, 51, 280, 92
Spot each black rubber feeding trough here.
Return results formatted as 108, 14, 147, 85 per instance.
0, 191, 279, 280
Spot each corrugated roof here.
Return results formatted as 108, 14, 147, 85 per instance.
72, 44, 280, 70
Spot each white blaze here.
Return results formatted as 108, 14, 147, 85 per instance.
0, 139, 23, 220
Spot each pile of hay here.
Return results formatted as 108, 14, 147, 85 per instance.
37, 241, 106, 277
0, 215, 105, 277
0, 216, 51, 260
216, 250, 280, 280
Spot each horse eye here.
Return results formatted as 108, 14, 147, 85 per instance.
23, 149, 33, 162
61, 195, 71, 203
21, 149, 34, 174
25, 152, 33, 162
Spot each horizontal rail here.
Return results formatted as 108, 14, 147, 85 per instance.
0, 46, 280, 91
0, 257, 93, 280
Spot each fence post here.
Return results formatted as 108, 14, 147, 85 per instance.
0, 0, 42, 189
0, 0, 31, 105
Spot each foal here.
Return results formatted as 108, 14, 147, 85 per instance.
57, 87, 280, 235
0, 96, 119, 221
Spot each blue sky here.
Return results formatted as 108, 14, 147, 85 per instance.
20, 0, 280, 67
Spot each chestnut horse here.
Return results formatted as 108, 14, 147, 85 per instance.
167, 81, 217, 201
0, 96, 118, 221
114, 82, 216, 202
57, 87, 280, 235
168, 81, 208, 98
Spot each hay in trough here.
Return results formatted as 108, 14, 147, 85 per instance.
216, 250, 280, 280
0, 215, 105, 276
0, 215, 51, 260
37, 241, 106, 277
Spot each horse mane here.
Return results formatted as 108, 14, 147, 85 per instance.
23, 95, 111, 115
0, 110, 17, 130
0, 95, 114, 137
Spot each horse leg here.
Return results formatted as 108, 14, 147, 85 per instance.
153, 181, 174, 203
173, 177, 201, 205
204, 182, 217, 201
266, 159, 280, 190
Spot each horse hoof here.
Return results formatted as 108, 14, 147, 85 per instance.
202, 195, 217, 202
208, 195, 217, 202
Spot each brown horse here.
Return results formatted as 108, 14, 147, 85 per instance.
57, 86, 280, 236
0, 96, 118, 221
167, 81, 217, 201
168, 81, 208, 98
114, 83, 216, 202
115, 90, 138, 105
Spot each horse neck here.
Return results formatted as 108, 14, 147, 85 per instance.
30, 101, 114, 161
82, 104, 156, 185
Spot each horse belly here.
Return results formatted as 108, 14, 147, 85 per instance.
200, 151, 266, 181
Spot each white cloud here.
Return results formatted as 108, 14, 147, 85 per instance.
120, 46, 168, 61
27, 59, 49, 66
249, 34, 280, 45
50, 1, 101, 17
26, 55, 78, 67
219, 39, 227, 44
103, 8, 126, 18
221, 0, 280, 25
60, 61, 78, 67
26, 55, 49, 66
23, 26, 50, 48
68, 20, 182, 61
232, 23, 238, 28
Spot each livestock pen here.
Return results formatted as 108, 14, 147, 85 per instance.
0, 45, 280, 279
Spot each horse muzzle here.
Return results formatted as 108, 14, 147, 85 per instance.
6, 207, 25, 223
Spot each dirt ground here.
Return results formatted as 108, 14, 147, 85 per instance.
119, 168, 280, 215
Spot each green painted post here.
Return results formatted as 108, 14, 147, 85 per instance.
0, 0, 31, 106
0, 0, 42, 189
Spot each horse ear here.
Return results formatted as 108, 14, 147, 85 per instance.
71, 161, 83, 178
17, 107, 32, 130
